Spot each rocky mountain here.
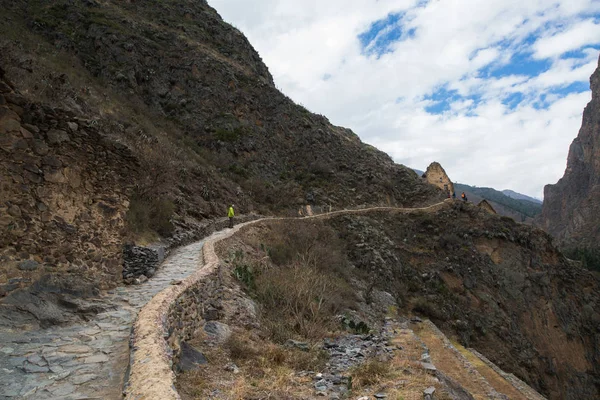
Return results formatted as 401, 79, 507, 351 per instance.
540, 55, 600, 249
1, 2, 598, 399
502, 189, 542, 204
0, 0, 443, 299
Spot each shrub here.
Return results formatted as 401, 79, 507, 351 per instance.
232, 221, 355, 342
412, 297, 442, 320
563, 247, 600, 273
225, 335, 258, 361
266, 221, 347, 275
265, 346, 327, 371
214, 127, 243, 142
350, 359, 392, 388
231, 251, 257, 290
126, 195, 175, 238
255, 262, 351, 341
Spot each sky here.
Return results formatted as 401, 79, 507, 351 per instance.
209, 0, 600, 198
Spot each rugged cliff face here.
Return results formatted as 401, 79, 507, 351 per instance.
540, 56, 600, 248
212, 203, 600, 399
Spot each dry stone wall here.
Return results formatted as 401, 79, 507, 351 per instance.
0, 68, 138, 297
124, 216, 261, 399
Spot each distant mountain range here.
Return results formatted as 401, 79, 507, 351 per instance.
501, 189, 542, 204
454, 183, 542, 223
412, 168, 542, 223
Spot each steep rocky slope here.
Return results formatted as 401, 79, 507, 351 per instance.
0, 0, 440, 214
540, 56, 600, 247
215, 203, 599, 399
0, 0, 442, 302
325, 204, 599, 399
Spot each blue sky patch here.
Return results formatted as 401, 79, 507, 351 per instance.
561, 46, 600, 59
480, 52, 551, 79
502, 92, 525, 110
550, 81, 590, 96
358, 12, 415, 57
424, 87, 462, 114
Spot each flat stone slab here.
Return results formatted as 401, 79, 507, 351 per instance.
59, 345, 93, 354
72, 373, 98, 385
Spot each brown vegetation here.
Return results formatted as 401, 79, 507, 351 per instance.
227, 221, 355, 343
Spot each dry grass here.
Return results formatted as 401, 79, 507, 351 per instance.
350, 358, 392, 388
413, 323, 491, 400
255, 262, 353, 342
224, 220, 356, 343
451, 340, 528, 399
178, 331, 325, 400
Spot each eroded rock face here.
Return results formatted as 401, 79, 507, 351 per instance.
0, 68, 137, 302
423, 162, 454, 197
540, 56, 600, 248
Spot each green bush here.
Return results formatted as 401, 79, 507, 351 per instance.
563, 247, 600, 273
214, 127, 244, 142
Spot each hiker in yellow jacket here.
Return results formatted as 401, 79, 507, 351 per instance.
228, 205, 235, 228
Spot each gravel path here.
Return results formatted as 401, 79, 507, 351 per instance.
0, 239, 207, 400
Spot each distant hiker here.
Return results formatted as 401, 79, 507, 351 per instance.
461, 192, 467, 202
452, 192, 456, 199
228, 204, 235, 228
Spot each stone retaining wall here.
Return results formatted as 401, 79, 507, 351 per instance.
122, 244, 167, 283
123, 218, 259, 399
123, 202, 449, 399
121, 215, 258, 284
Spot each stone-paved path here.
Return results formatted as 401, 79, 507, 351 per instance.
0, 239, 207, 400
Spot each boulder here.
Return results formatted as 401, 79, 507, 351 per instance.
176, 342, 208, 372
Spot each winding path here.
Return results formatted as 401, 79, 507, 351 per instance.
0, 202, 450, 400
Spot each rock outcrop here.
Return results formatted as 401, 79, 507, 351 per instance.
477, 199, 497, 214
423, 162, 454, 197
540, 56, 600, 248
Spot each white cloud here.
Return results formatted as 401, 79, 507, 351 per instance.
209, 0, 600, 198
533, 19, 600, 59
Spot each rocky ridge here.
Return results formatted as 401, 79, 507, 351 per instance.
1, 0, 442, 217
540, 55, 600, 248
200, 202, 599, 400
